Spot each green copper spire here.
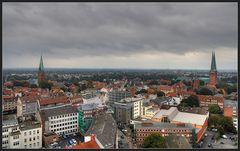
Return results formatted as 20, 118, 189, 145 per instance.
39, 55, 44, 72
210, 51, 217, 71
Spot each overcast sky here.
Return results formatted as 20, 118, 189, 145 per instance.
3, 3, 238, 70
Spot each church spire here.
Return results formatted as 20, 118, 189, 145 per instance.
210, 51, 217, 71
39, 55, 44, 72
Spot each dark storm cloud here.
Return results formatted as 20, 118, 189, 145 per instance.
3, 3, 237, 68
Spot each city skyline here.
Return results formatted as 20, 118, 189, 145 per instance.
3, 3, 237, 70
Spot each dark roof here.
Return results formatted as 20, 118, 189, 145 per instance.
20, 96, 40, 103
40, 105, 77, 121
86, 113, 117, 148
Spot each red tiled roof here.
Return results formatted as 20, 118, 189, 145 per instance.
224, 107, 233, 118
166, 92, 177, 97
3, 89, 13, 94
65, 134, 100, 149
159, 85, 172, 91
39, 97, 69, 106
3, 95, 14, 99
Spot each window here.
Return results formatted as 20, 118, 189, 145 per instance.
37, 130, 39, 134
29, 144, 32, 148
33, 137, 35, 141
37, 142, 39, 146
24, 139, 27, 142
33, 130, 35, 135
24, 132, 27, 136
29, 138, 32, 141
29, 131, 31, 135
24, 145, 27, 148
37, 136, 39, 140
13, 141, 19, 146
13, 135, 19, 139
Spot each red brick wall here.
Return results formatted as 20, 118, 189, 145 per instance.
196, 118, 208, 143
197, 95, 224, 108
224, 107, 233, 118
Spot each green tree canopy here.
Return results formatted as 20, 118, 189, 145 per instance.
39, 81, 51, 89
197, 87, 213, 95
156, 91, 165, 97
136, 89, 148, 94
179, 95, 199, 107
208, 104, 222, 114
208, 114, 237, 135
142, 133, 166, 148
29, 84, 38, 88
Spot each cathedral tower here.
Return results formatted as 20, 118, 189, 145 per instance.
38, 55, 45, 85
209, 51, 218, 86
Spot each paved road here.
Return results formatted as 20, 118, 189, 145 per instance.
117, 129, 129, 149
201, 130, 216, 148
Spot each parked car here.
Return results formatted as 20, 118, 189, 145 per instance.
212, 128, 218, 132
68, 139, 74, 145
222, 135, 227, 139
208, 144, 212, 147
72, 139, 77, 145
220, 142, 224, 144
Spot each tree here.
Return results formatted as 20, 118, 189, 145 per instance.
208, 114, 237, 134
29, 84, 38, 88
149, 80, 159, 85
136, 89, 148, 94
39, 81, 51, 89
191, 129, 197, 148
179, 95, 199, 107
197, 87, 213, 95
208, 104, 222, 114
199, 80, 205, 86
142, 133, 166, 148
157, 91, 165, 97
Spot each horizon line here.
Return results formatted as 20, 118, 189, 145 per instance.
3, 67, 237, 71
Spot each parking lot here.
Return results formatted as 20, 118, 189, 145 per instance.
212, 133, 238, 149
200, 129, 237, 149
49, 133, 84, 149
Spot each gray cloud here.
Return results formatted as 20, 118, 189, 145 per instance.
3, 3, 237, 69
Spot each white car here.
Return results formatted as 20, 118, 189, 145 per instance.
222, 135, 227, 139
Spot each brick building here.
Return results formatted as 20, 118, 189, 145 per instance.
197, 95, 224, 109
134, 121, 194, 145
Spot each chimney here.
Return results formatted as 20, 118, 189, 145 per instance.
91, 134, 95, 141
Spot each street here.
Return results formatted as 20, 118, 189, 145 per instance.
201, 130, 216, 148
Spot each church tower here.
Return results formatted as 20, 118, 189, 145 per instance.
209, 51, 218, 86
38, 55, 45, 85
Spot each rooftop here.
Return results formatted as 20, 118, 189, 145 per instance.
153, 107, 209, 126
20, 95, 40, 103
3, 114, 18, 127
224, 99, 237, 107
86, 113, 117, 148
19, 119, 41, 131
41, 104, 77, 121
135, 121, 193, 129
39, 96, 69, 106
